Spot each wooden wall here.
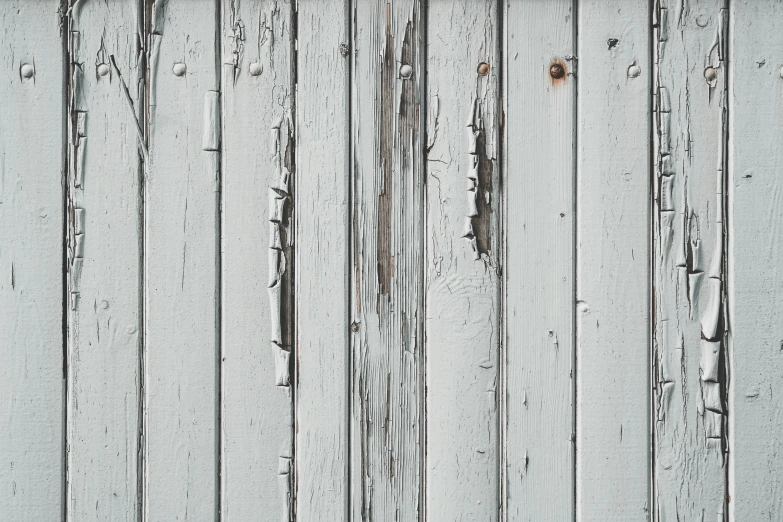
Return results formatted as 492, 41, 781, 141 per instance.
1, 1, 782, 520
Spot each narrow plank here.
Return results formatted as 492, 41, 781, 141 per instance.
425, 1, 500, 519
652, 2, 728, 519
576, 1, 651, 519
220, 0, 295, 518
0, 2, 64, 519
351, 1, 424, 519
295, 1, 350, 520
729, 1, 783, 518
65, 1, 143, 519
504, 1, 575, 519
144, 0, 219, 518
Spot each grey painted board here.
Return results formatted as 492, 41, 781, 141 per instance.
0, 2, 64, 520
576, 1, 651, 520
504, 1, 575, 519
729, 1, 783, 519
426, 1, 501, 520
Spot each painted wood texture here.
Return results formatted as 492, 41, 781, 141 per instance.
65, 1, 143, 519
504, 2, 575, 520
144, 0, 220, 519
7, 2, 783, 521
576, 2, 651, 520
220, 0, 295, 519
425, 1, 500, 519
729, 1, 783, 519
653, 1, 728, 519
295, 1, 351, 520
0, 2, 64, 520
350, 1, 424, 519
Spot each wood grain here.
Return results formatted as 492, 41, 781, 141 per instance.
425, 0, 500, 519
65, 1, 143, 519
220, 0, 295, 519
295, 1, 351, 520
576, 1, 651, 519
351, 0, 424, 519
504, 1, 575, 519
729, 1, 783, 518
0, 2, 64, 519
144, 0, 220, 518
652, 1, 728, 519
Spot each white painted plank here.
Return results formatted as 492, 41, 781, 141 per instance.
65, 1, 143, 519
220, 0, 295, 519
351, 1, 423, 519
504, 1, 575, 519
728, 1, 783, 519
295, 1, 350, 520
576, 2, 651, 520
0, 2, 64, 519
144, 0, 219, 518
652, 2, 728, 519
425, 1, 500, 519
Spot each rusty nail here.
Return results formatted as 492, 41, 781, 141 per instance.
477, 62, 490, 76
550, 63, 565, 79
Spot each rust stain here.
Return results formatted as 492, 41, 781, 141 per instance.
549, 58, 567, 86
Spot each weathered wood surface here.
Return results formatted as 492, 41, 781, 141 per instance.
7, 2, 783, 521
144, 0, 220, 519
425, 1, 500, 519
0, 2, 64, 520
350, 1, 424, 519
295, 1, 350, 520
653, 1, 728, 520
220, 0, 295, 519
576, 2, 651, 520
66, 1, 143, 519
729, 1, 783, 519
504, 1, 575, 519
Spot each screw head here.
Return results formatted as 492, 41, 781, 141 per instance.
704, 66, 717, 82
97, 63, 110, 77
399, 64, 413, 79
249, 62, 262, 76
172, 62, 187, 77
627, 64, 641, 78
549, 63, 565, 79
20, 63, 34, 79
477, 62, 490, 76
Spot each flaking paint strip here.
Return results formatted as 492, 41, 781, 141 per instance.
202, 91, 220, 151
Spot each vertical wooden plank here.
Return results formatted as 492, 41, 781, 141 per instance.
295, 1, 350, 520
351, 0, 424, 519
576, 2, 651, 520
729, 1, 783, 518
424, 1, 500, 519
652, 1, 728, 519
0, 2, 64, 519
220, 0, 295, 519
504, 1, 575, 519
144, 0, 219, 518
65, 1, 142, 519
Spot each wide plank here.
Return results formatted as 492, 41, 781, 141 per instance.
576, 1, 651, 519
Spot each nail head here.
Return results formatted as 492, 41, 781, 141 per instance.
20, 63, 34, 79
400, 64, 413, 79
549, 63, 565, 79
477, 62, 490, 76
627, 64, 641, 78
97, 63, 110, 77
704, 66, 717, 82
249, 62, 263, 76
173, 62, 187, 77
